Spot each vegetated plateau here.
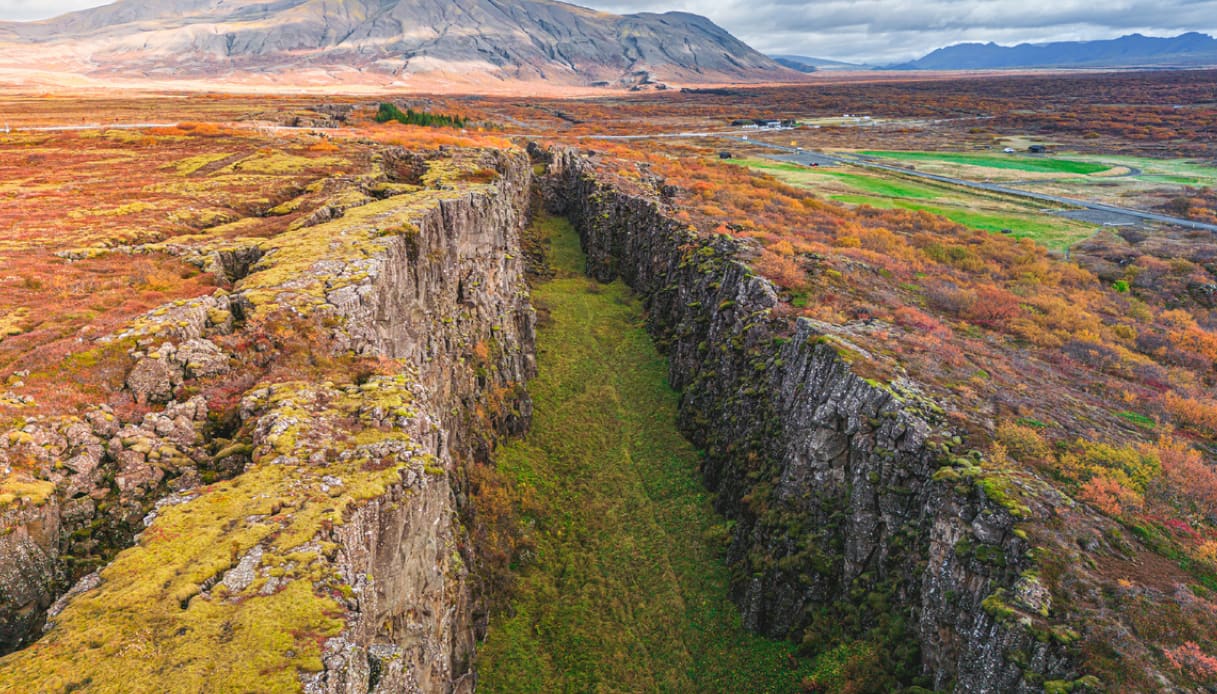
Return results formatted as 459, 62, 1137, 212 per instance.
0, 67, 1216, 693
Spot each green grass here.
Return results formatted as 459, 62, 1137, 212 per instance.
859, 150, 1111, 175
822, 171, 943, 199
476, 215, 814, 692
735, 157, 1095, 252
829, 194, 1090, 251
1138, 174, 1206, 186
1116, 410, 1157, 429
736, 159, 943, 200
1066, 154, 1217, 186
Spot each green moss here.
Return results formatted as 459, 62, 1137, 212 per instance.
1044, 677, 1095, 694
982, 589, 1016, 622
977, 474, 1032, 518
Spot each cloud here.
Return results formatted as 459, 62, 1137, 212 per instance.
0, 0, 1215, 63
588, 0, 1217, 63
0, 0, 106, 21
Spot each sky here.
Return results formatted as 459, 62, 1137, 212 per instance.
0, 0, 1215, 64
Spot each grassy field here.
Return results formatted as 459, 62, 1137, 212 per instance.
741, 159, 942, 199
476, 215, 815, 692
737, 158, 1096, 252
858, 150, 1111, 175
829, 195, 1091, 250
1067, 154, 1217, 187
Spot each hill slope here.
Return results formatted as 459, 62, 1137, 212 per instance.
894, 32, 1217, 70
771, 54, 867, 71
0, 0, 792, 88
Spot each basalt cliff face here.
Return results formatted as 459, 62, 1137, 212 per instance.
0, 148, 535, 691
541, 148, 1088, 691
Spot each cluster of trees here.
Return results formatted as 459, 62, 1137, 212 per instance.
375, 102, 468, 129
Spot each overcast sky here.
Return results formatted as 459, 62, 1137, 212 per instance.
1, 0, 1215, 64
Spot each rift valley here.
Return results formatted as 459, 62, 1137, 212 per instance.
1, 66, 1217, 694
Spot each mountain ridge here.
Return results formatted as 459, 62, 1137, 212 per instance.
770, 54, 868, 71
0, 0, 795, 88
893, 32, 1217, 70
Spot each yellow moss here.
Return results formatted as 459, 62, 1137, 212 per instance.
268, 197, 304, 216
101, 129, 157, 145
237, 179, 489, 313
0, 307, 30, 338
5, 431, 34, 446
368, 182, 423, 197
420, 155, 488, 189
165, 152, 234, 176
227, 152, 348, 176
0, 475, 56, 509
206, 308, 232, 326
167, 208, 239, 229
0, 376, 428, 691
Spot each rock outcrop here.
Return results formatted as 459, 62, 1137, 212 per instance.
0, 147, 536, 692
543, 148, 1086, 691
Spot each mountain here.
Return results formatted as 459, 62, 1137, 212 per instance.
893, 32, 1217, 70
0, 0, 795, 88
770, 54, 867, 71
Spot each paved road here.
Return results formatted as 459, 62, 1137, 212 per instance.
741, 138, 1217, 233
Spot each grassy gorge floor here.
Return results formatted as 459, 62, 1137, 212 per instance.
476, 216, 816, 692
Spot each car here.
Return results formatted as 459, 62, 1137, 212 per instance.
1003, 147, 1015, 154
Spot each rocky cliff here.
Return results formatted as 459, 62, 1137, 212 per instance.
0, 147, 535, 691
542, 148, 1090, 691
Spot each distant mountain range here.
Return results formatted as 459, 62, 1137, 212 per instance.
893, 32, 1217, 70
0, 0, 795, 89
770, 55, 867, 72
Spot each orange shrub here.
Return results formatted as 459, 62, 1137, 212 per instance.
1155, 435, 1217, 510
1164, 642, 1217, 684
753, 250, 808, 291
1079, 476, 1144, 516
1164, 392, 1217, 434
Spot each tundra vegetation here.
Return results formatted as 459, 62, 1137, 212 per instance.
0, 67, 1216, 691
